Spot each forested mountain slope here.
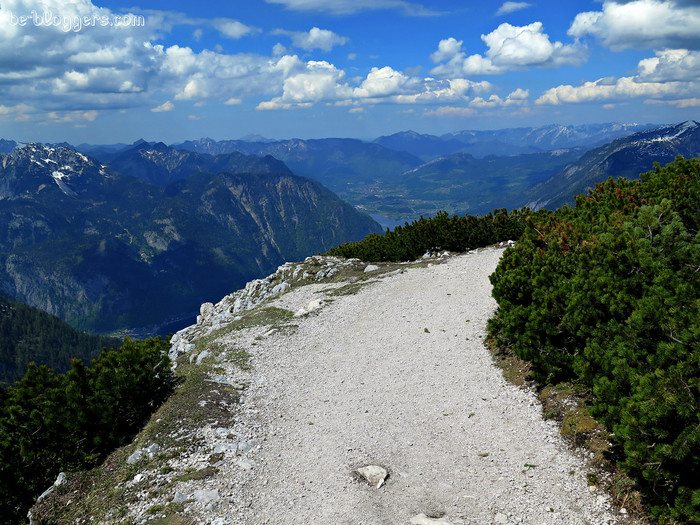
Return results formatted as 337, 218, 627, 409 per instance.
0, 144, 380, 334
0, 292, 121, 386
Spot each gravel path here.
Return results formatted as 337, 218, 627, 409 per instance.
241, 247, 621, 525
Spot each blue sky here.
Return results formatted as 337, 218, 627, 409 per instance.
0, 0, 698, 144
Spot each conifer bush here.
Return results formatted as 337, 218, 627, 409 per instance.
327, 208, 528, 261
0, 337, 173, 525
488, 156, 700, 523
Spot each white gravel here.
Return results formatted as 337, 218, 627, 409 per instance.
236, 247, 622, 525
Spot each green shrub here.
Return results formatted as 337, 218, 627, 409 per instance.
488, 156, 700, 522
0, 337, 173, 525
327, 208, 529, 262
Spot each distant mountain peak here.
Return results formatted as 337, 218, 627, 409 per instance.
0, 143, 114, 200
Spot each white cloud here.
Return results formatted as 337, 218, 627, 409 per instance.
273, 43, 288, 56
424, 106, 477, 117
536, 47, 700, 106
264, 0, 440, 16
568, 0, 700, 51
353, 66, 414, 98
637, 49, 700, 82
212, 18, 259, 39
0, 0, 524, 121
470, 88, 529, 108
47, 109, 99, 122
495, 2, 532, 16
273, 27, 348, 52
646, 97, 700, 107
151, 100, 174, 112
430, 37, 463, 63
258, 60, 496, 110
536, 76, 693, 105
431, 22, 586, 77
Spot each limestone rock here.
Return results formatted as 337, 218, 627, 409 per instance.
192, 488, 219, 504
126, 443, 160, 464
410, 514, 453, 525
364, 264, 379, 272
356, 465, 388, 488
36, 472, 66, 503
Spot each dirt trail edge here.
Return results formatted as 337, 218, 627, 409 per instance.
238, 247, 620, 525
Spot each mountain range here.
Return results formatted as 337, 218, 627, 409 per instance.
375, 123, 655, 161
525, 121, 700, 210
0, 144, 380, 334
1, 121, 698, 335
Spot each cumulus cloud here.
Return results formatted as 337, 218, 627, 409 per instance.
0, 0, 517, 121
212, 18, 259, 39
431, 22, 586, 77
0, 0, 274, 119
272, 27, 348, 52
496, 2, 532, 16
470, 88, 529, 108
536, 47, 700, 106
257, 62, 495, 110
536, 76, 694, 105
637, 49, 700, 81
264, 0, 440, 16
151, 100, 174, 112
568, 0, 700, 51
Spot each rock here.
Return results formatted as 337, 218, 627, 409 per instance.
237, 439, 257, 453
196, 350, 210, 365
192, 488, 219, 504
36, 472, 67, 503
294, 299, 324, 317
197, 302, 214, 323
173, 491, 188, 503
126, 449, 144, 464
126, 443, 160, 464
364, 264, 379, 272
410, 514, 453, 525
494, 512, 509, 524
237, 457, 256, 470
356, 465, 388, 488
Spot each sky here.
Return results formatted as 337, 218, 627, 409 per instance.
0, 0, 698, 144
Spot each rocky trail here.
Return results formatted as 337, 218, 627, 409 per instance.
237, 247, 621, 525
33, 246, 632, 525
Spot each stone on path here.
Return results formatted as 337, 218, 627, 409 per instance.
355, 465, 388, 488
410, 513, 453, 525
